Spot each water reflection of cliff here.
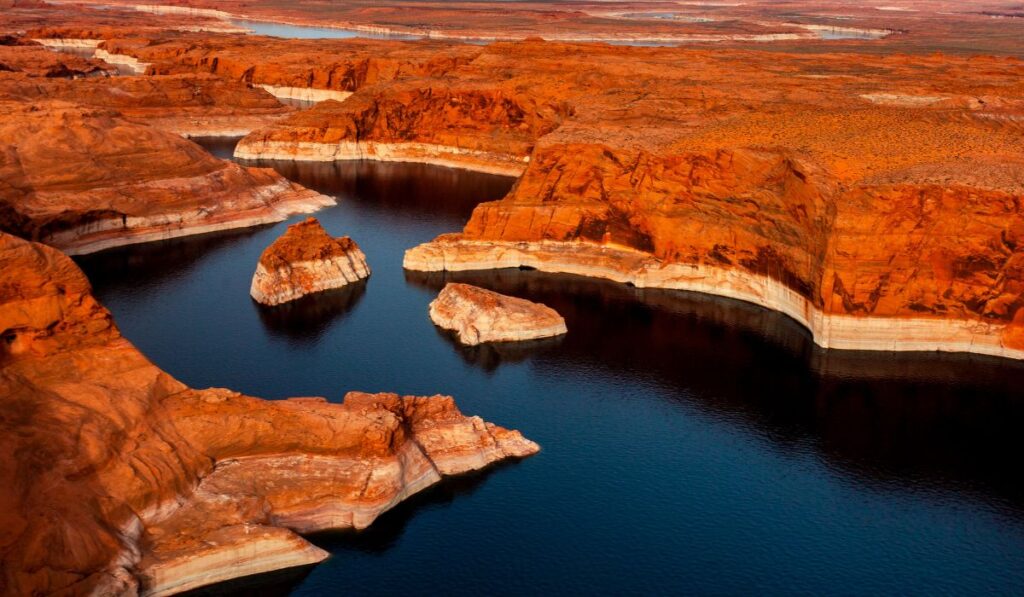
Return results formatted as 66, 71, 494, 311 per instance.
407, 268, 1024, 509
254, 279, 367, 344
432, 323, 564, 373
75, 226, 264, 291
241, 159, 515, 226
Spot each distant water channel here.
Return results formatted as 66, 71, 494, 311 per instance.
75, 138, 1024, 595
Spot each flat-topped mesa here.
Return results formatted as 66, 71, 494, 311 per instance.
0, 101, 334, 254
0, 231, 539, 596
430, 283, 567, 346
251, 217, 370, 306
234, 78, 565, 175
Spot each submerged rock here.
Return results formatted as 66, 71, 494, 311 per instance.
0, 231, 538, 595
250, 217, 370, 306
429, 282, 567, 346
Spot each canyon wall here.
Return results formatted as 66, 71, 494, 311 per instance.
0, 101, 333, 254
0, 231, 538, 595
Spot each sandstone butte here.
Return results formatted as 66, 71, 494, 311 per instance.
0, 100, 335, 254
430, 282, 567, 346
251, 217, 371, 306
222, 39, 1024, 359
0, 231, 539, 595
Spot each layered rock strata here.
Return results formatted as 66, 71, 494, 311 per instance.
66, 32, 479, 104
382, 41, 1024, 359
251, 217, 371, 306
0, 72, 293, 135
234, 76, 561, 174
0, 43, 112, 77
429, 282, 567, 345
0, 231, 539, 595
0, 102, 334, 254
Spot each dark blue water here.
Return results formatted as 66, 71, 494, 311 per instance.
76, 141, 1024, 595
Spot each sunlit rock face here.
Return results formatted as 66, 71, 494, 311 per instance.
0, 101, 334, 255
429, 282, 567, 346
0, 231, 539, 595
250, 217, 371, 306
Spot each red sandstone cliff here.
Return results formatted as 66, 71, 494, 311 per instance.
0, 231, 539, 595
0, 101, 333, 254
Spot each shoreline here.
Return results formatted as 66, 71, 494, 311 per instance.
403, 237, 1024, 360
52, 183, 335, 255
48, 1, 894, 45
234, 139, 528, 176
257, 84, 352, 103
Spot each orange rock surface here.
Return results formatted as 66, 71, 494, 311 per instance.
0, 231, 539, 595
430, 283, 567, 346
250, 217, 371, 305
0, 71, 293, 134
0, 42, 113, 77
0, 101, 333, 254
217, 39, 1021, 358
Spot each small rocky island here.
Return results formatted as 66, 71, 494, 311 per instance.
251, 217, 370, 306
429, 283, 568, 346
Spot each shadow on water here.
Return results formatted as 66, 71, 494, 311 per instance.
74, 226, 266, 289
254, 278, 368, 344
407, 268, 1024, 509
188, 136, 242, 160
240, 158, 515, 226
431, 323, 565, 373
305, 460, 516, 554
178, 566, 314, 597
78, 148, 1024, 592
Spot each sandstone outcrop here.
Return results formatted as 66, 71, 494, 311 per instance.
0, 72, 293, 135
429, 282, 567, 345
0, 231, 539, 595
251, 217, 371, 306
389, 41, 1024, 359
233, 75, 564, 174
0, 101, 334, 254
0, 43, 112, 77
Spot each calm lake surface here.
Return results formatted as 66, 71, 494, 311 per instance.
76, 139, 1024, 595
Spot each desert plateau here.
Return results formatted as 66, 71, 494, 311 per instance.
1, 0, 1023, 595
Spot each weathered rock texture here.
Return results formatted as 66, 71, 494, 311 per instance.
251, 217, 371, 306
0, 101, 333, 254
0, 42, 113, 77
430, 282, 567, 345
388, 41, 1024, 359
0, 231, 539, 595
0, 72, 293, 135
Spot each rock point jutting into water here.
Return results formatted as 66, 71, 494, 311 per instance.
250, 217, 370, 306
3, 0, 1024, 594
430, 283, 567, 346
0, 231, 538, 596
0, 101, 334, 255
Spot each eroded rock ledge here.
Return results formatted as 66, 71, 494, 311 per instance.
406, 237, 1024, 359
0, 101, 334, 254
0, 232, 539, 596
251, 217, 370, 306
429, 282, 567, 346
